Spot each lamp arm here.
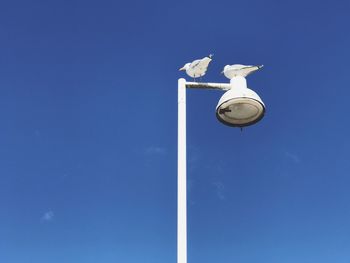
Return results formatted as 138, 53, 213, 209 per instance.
185, 81, 231, 91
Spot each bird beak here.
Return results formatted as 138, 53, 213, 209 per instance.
220, 70, 224, 74
179, 67, 185, 71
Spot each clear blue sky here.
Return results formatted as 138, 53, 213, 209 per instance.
1, 0, 350, 262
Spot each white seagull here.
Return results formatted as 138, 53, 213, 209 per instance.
179, 54, 213, 80
222, 64, 263, 79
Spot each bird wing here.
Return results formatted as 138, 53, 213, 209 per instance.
194, 58, 211, 74
189, 59, 201, 69
186, 57, 212, 78
240, 65, 262, 77
186, 59, 203, 78
224, 65, 262, 78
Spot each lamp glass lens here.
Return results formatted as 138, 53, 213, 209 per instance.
217, 98, 264, 126
226, 102, 259, 120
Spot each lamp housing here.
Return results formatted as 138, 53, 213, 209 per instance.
216, 76, 265, 127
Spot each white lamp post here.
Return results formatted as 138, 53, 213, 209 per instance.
177, 75, 265, 263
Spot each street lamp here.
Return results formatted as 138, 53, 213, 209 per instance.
177, 73, 265, 263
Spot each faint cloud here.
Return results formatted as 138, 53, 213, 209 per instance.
145, 146, 167, 155
187, 178, 194, 192
188, 145, 201, 172
41, 211, 54, 222
187, 179, 198, 206
213, 181, 225, 200
285, 151, 301, 164
34, 130, 40, 137
275, 151, 302, 177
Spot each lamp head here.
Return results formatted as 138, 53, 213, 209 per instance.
216, 85, 265, 127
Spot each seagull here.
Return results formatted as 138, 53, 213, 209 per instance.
222, 64, 263, 79
179, 54, 213, 81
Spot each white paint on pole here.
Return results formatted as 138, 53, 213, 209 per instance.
230, 76, 247, 89
178, 78, 187, 263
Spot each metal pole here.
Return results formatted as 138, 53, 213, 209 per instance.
176, 78, 231, 263
178, 78, 187, 263
185, 81, 231, 90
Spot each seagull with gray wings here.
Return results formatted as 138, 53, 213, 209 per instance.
222, 64, 263, 79
179, 54, 213, 81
